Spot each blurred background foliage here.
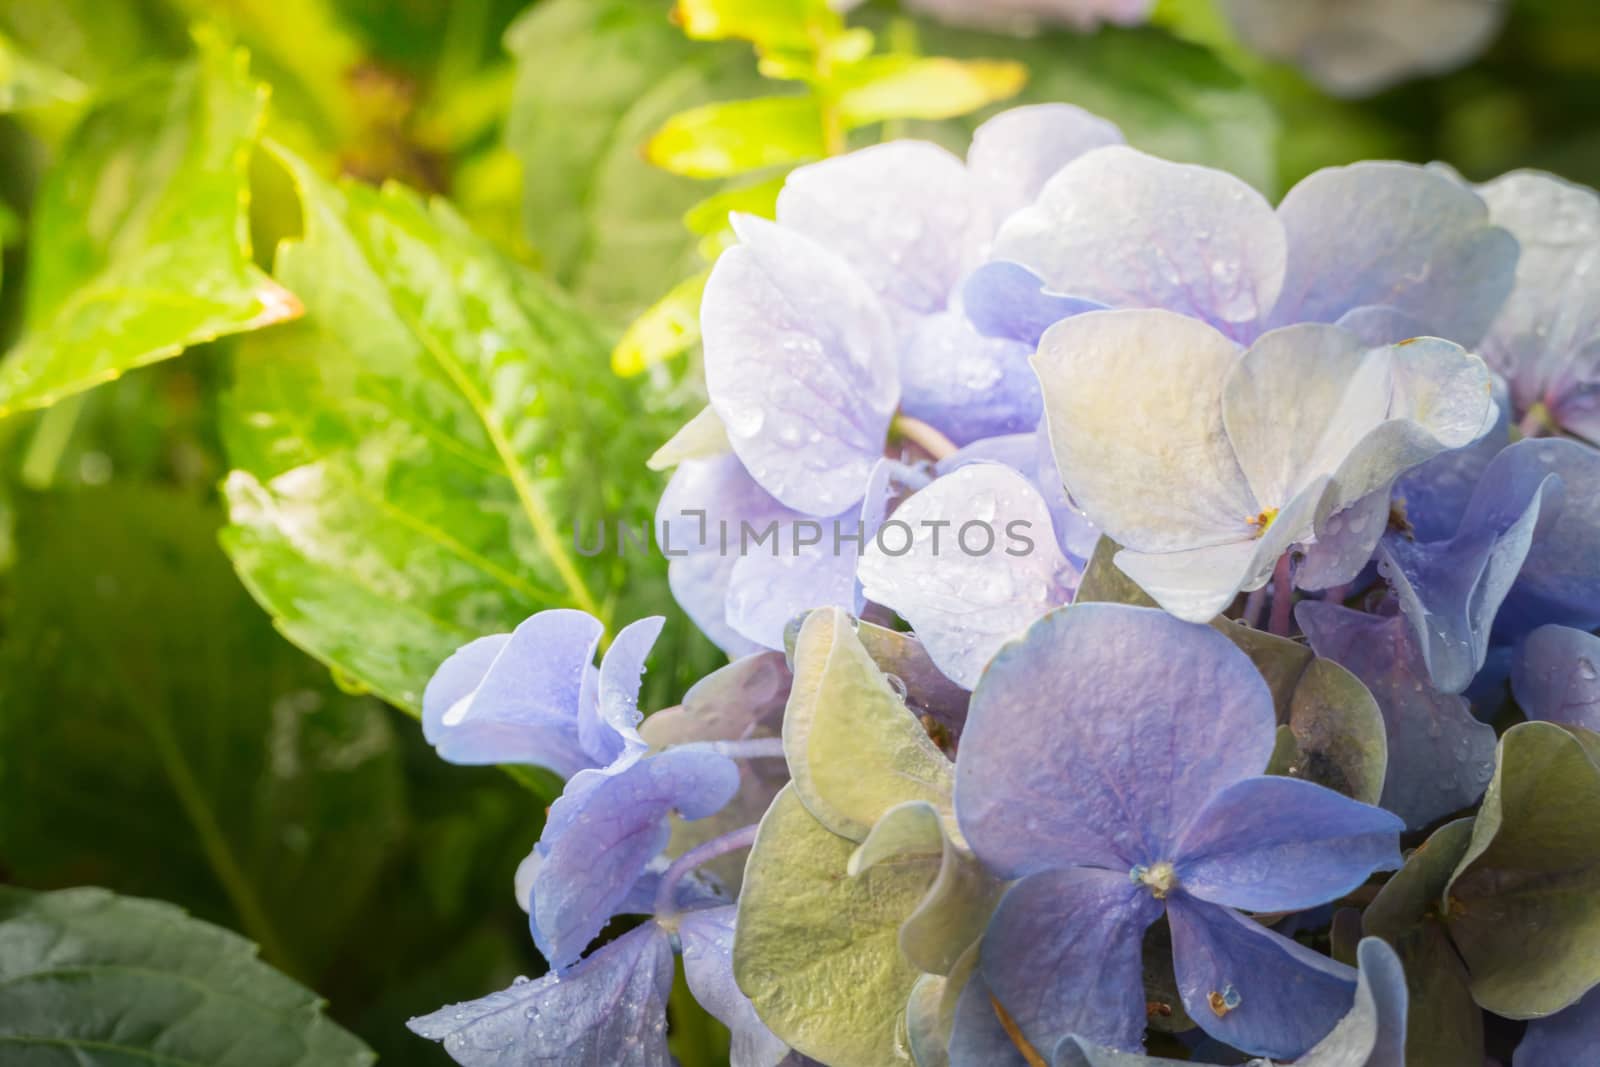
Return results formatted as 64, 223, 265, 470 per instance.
0, 0, 1595, 1062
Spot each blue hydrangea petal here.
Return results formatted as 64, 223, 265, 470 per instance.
421, 610, 603, 776
531, 749, 740, 971
724, 512, 864, 649
1510, 625, 1600, 732
1269, 162, 1517, 346
1297, 489, 1390, 592
1034, 309, 1257, 556
669, 552, 760, 659
1334, 304, 1430, 347
1514, 984, 1600, 1067
1476, 171, 1600, 438
1377, 457, 1559, 694
1295, 937, 1409, 1067
577, 615, 663, 767
899, 308, 1042, 445
956, 604, 1275, 877
859, 463, 1077, 689
967, 103, 1125, 235
961, 260, 1107, 347
703, 215, 898, 515
1490, 439, 1600, 638
1173, 775, 1403, 913
1167, 893, 1357, 1060
406, 920, 674, 1066
776, 142, 971, 324
1393, 376, 1511, 544
678, 906, 791, 1067
994, 147, 1286, 337
947, 961, 1029, 1067
1298, 603, 1496, 829
980, 867, 1163, 1055
1033, 423, 1101, 563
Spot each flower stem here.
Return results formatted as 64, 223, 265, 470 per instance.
892, 414, 959, 462
1269, 553, 1295, 636
1518, 401, 1554, 439
655, 823, 761, 918
1242, 586, 1267, 629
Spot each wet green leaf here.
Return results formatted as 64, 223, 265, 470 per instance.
733, 785, 925, 1067
0, 33, 299, 418
0, 884, 373, 1065
1444, 721, 1600, 1017
1278, 657, 1388, 804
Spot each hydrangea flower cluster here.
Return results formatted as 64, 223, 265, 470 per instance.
408, 105, 1600, 1067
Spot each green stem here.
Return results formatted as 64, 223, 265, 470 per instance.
19, 393, 85, 489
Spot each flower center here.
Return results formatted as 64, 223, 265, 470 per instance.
1129, 861, 1178, 899
1245, 508, 1278, 538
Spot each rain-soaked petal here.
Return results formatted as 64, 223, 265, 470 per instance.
724, 513, 864, 650
703, 215, 898, 515
1515, 985, 1600, 1067
966, 103, 1126, 240
1489, 438, 1600, 639
1511, 625, 1600, 732
898, 308, 1042, 446
577, 615, 663, 767
679, 906, 791, 1067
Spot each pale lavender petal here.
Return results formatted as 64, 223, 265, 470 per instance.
859, 464, 1077, 689
421, 610, 602, 777
724, 513, 863, 649
1392, 376, 1511, 544
899, 308, 1041, 445
531, 749, 740, 970
967, 104, 1125, 236
1477, 170, 1600, 434
1511, 625, 1600, 732
679, 906, 791, 1067
703, 215, 898, 515
948, 964, 1029, 1067
578, 615, 663, 766
1270, 162, 1517, 346
407, 920, 674, 1066
669, 552, 760, 658
1514, 984, 1600, 1067
1034, 309, 1257, 555
1334, 304, 1429, 347
1174, 776, 1403, 913
956, 604, 1275, 876
776, 142, 971, 321
1168, 894, 1357, 1060
994, 147, 1286, 337
1297, 489, 1389, 592
980, 867, 1162, 1055
1490, 439, 1600, 638
961, 260, 1106, 347
1298, 603, 1496, 828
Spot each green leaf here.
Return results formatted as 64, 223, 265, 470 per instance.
1211, 618, 1314, 717
836, 55, 1027, 127
734, 785, 925, 1067
1275, 657, 1388, 805
0, 885, 373, 1065
220, 144, 714, 717
0, 31, 85, 111
1363, 819, 1484, 1067
0, 486, 405, 981
0, 33, 300, 418
672, 0, 833, 51
612, 268, 708, 377
1444, 721, 1600, 1017
504, 0, 764, 322
1073, 536, 1158, 608
784, 606, 957, 842
907, 20, 1279, 193
645, 94, 823, 178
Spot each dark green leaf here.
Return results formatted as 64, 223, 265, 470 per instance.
0, 885, 374, 1066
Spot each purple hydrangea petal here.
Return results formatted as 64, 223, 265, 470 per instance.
1393, 376, 1512, 544
948, 962, 1029, 1067
961, 260, 1108, 347
1034, 309, 1256, 555
1377, 456, 1559, 694
1167, 894, 1357, 1060
1476, 171, 1600, 437
724, 512, 864, 649
421, 610, 602, 777
679, 906, 791, 1067
956, 604, 1275, 877
898, 308, 1042, 446
1173, 775, 1403, 913
967, 104, 1125, 237
776, 142, 972, 322
1490, 438, 1600, 638
407, 920, 674, 1066
703, 215, 897, 515
531, 749, 740, 971
994, 147, 1286, 337
1298, 603, 1496, 829
1514, 984, 1600, 1067
577, 615, 663, 766
1298, 936, 1409, 1067
1034, 423, 1101, 563
1511, 625, 1600, 732
1269, 162, 1517, 346
980, 867, 1163, 1055
668, 552, 760, 658
1298, 489, 1390, 592
1334, 305, 1431, 347
859, 463, 1077, 689
937, 432, 1038, 475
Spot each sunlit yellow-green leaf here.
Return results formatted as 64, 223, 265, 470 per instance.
837, 55, 1027, 127
672, 0, 837, 51
612, 269, 709, 377
646, 95, 823, 178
